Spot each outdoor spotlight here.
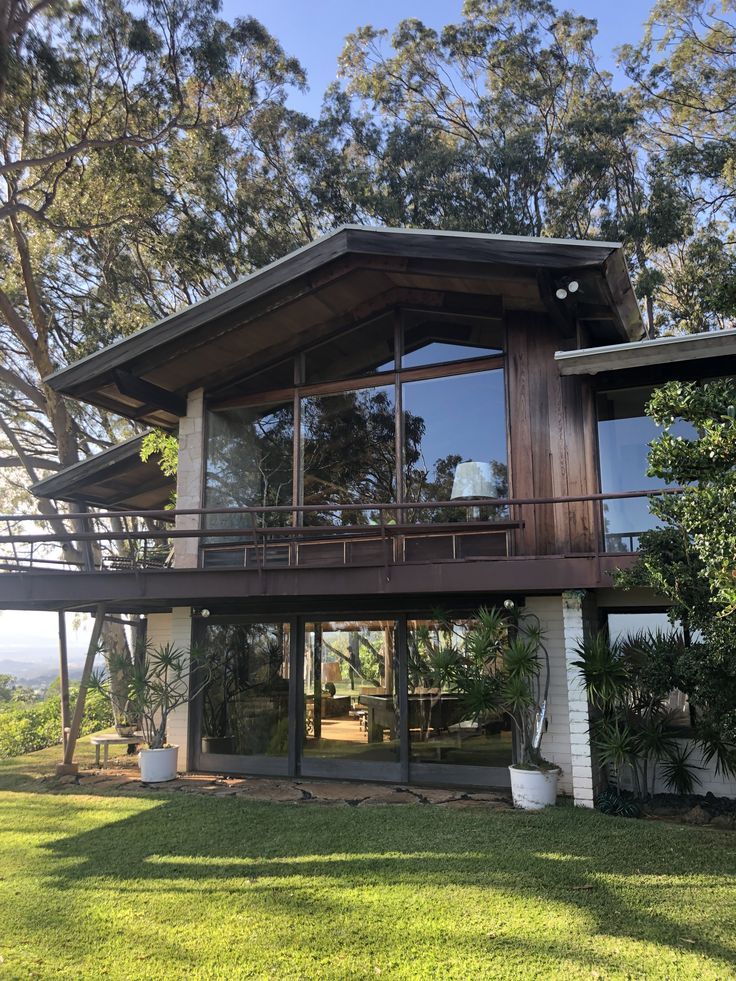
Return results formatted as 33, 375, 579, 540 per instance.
567, 279, 579, 293
555, 287, 568, 300
503, 599, 515, 610
200, 608, 211, 618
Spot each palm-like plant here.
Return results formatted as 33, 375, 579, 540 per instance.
453, 604, 552, 768
575, 628, 699, 799
93, 642, 211, 750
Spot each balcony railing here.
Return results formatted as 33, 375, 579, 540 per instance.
0, 488, 682, 576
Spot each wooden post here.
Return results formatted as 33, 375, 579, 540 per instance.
57, 603, 106, 774
58, 611, 71, 750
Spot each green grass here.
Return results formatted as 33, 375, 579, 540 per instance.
1, 746, 736, 979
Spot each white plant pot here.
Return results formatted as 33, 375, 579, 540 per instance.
509, 765, 560, 810
139, 746, 179, 783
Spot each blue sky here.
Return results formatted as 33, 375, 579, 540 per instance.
221, 0, 652, 114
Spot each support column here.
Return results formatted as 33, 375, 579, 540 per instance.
150, 609, 192, 771
58, 610, 71, 749
58, 603, 106, 774
175, 388, 205, 569
562, 590, 594, 808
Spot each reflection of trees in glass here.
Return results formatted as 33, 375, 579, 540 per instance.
201, 623, 289, 755
302, 388, 396, 524
206, 405, 294, 531
402, 370, 508, 522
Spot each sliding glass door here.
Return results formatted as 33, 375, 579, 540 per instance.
192, 612, 511, 787
194, 620, 292, 775
300, 619, 402, 781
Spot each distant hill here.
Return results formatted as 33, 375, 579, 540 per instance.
0, 659, 84, 686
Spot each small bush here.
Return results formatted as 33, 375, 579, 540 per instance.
595, 787, 642, 819
0, 689, 112, 759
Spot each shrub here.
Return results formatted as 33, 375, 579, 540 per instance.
0, 688, 112, 759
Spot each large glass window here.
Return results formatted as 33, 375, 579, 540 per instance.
202, 311, 508, 559
305, 312, 395, 383
302, 385, 396, 524
597, 387, 694, 551
302, 620, 399, 763
407, 617, 512, 767
200, 622, 291, 757
402, 312, 503, 369
403, 368, 507, 521
204, 403, 294, 565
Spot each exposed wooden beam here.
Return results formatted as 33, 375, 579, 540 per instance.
112, 370, 187, 417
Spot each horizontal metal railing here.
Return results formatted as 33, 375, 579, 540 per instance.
0, 488, 682, 574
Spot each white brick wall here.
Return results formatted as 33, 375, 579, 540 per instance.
562, 590, 595, 807
174, 388, 205, 568
617, 741, 736, 798
523, 594, 595, 807
523, 596, 573, 795
144, 608, 192, 772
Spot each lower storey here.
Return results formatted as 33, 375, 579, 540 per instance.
149, 592, 597, 804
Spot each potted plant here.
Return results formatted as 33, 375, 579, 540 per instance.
94, 642, 210, 782
115, 713, 136, 738
456, 603, 560, 809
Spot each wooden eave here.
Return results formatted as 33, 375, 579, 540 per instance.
45, 226, 642, 425
30, 435, 174, 511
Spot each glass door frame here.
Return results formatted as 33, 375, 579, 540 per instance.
190, 614, 298, 777
190, 611, 512, 788
295, 615, 407, 784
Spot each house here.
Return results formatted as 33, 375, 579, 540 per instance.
4, 226, 736, 803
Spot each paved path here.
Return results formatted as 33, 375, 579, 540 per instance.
52, 759, 513, 809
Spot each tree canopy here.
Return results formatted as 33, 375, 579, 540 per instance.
2, 0, 736, 518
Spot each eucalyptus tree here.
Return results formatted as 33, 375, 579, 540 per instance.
621, 0, 736, 333
0, 0, 306, 505
0, 0, 309, 695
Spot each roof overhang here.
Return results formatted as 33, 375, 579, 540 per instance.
45, 226, 642, 426
31, 434, 174, 511
555, 328, 736, 376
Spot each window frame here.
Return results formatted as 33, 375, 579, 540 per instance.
204, 309, 507, 533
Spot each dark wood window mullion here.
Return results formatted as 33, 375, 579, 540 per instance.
287, 616, 303, 778
397, 614, 409, 783
394, 309, 404, 526
208, 355, 506, 412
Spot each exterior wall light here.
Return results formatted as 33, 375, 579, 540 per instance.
555, 278, 580, 300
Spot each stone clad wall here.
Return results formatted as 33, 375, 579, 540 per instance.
174, 387, 205, 569
145, 608, 192, 770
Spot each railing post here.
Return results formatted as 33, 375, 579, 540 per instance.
380, 507, 391, 583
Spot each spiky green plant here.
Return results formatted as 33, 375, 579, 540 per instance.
92, 642, 211, 749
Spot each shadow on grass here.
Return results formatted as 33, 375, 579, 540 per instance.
28, 791, 736, 974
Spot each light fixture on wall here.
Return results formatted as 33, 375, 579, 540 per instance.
555, 278, 580, 301
193, 608, 211, 618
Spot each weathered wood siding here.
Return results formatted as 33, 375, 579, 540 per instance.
506, 311, 598, 556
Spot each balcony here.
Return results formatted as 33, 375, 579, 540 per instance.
0, 489, 678, 612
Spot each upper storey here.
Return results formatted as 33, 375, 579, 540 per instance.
45, 226, 642, 428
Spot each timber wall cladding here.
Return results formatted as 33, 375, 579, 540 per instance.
506, 312, 597, 556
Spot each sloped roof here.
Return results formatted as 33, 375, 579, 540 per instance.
555, 327, 736, 375
31, 434, 174, 511
46, 225, 642, 426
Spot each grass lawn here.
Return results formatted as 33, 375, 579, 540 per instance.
1, 745, 735, 979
